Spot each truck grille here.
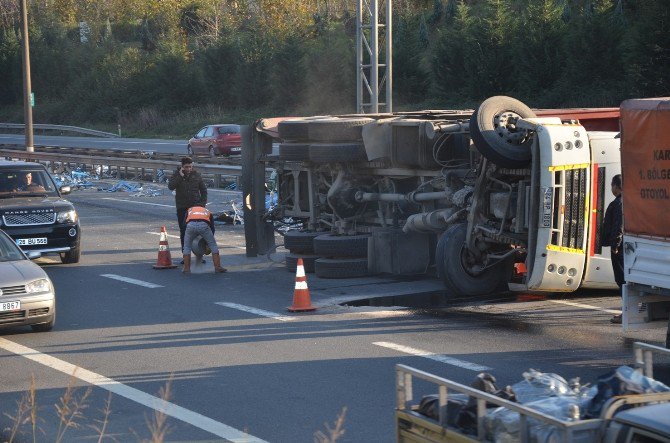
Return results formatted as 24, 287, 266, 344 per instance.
1, 285, 27, 296
560, 168, 588, 249
2, 212, 56, 226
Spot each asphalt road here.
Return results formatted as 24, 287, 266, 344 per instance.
1, 183, 668, 442
0, 133, 187, 154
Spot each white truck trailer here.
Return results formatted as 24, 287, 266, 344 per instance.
620, 98, 670, 348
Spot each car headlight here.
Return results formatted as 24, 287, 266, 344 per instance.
57, 209, 78, 223
26, 278, 51, 294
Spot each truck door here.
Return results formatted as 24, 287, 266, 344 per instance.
581, 133, 620, 289
526, 122, 592, 292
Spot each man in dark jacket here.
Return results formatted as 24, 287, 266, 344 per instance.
168, 157, 208, 251
602, 174, 624, 323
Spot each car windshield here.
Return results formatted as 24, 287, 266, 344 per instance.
0, 169, 59, 198
0, 231, 25, 262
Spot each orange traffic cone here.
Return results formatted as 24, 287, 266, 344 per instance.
152, 226, 177, 269
288, 258, 316, 312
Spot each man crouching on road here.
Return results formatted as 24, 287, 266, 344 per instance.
168, 157, 207, 252
182, 206, 226, 274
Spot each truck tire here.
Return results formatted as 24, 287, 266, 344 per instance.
307, 118, 374, 142
313, 234, 369, 258
283, 230, 321, 253
309, 142, 367, 163
437, 223, 513, 297
279, 143, 310, 161
278, 119, 310, 141
286, 253, 319, 273
469, 96, 536, 169
315, 257, 369, 278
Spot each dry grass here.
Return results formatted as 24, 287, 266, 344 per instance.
314, 406, 347, 443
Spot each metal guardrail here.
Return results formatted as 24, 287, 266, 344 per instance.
0, 148, 243, 188
0, 123, 119, 138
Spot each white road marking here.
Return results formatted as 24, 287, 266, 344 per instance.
0, 338, 265, 443
216, 302, 297, 322
549, 299, 621, 314
146, 231, 181, 239
101, 197, 173, 208
373, 341, 492, 371
101, 274, 163, 289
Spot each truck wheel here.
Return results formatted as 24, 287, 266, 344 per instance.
315, 258, 369, 278
286, 253, 319, 273
308, 118, 374, 142
309, 143, 367, 163
469, 96, 536, 168
437, 223, 512, 297
279, 143, 310, 161
278, 119, 311, 141
60, 246, 81, 264
313, 234, 369, 258
284, 231, 321, 254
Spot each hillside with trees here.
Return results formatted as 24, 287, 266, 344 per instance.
0, 0, 667, 137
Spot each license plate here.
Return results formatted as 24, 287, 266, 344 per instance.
231, 147, 241, 152
16, 237, 47, 246
0, 301, 20, 312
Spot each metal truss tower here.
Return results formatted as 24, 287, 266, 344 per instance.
356, 0, 392, 114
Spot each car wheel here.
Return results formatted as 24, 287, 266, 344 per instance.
187, 145, 194, 155
469, 96, 537, 168
31, 308, 55, 332
437, 223, 513, 297
209, 146, 216, 157
60, 245, 81, 264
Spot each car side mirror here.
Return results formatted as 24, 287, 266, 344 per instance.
60, 185, 71, 195
26, 251, 42, 260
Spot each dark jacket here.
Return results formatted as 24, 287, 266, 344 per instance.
168, 169, 207, 209
602, 194, 623, 252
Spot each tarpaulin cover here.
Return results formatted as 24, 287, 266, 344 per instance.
620, 98, 670, 238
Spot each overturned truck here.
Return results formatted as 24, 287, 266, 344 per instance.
243, 96, 622, 297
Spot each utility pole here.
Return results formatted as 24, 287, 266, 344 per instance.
356, 0, 392, 114
20, 0, 34, 152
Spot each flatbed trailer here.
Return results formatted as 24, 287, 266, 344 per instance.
395, 342, 670, 443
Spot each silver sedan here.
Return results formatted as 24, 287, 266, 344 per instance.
0, 229, 56, 332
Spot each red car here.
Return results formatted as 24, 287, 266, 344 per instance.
187, 124, 242, 157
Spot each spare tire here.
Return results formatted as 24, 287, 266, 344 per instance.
279, 143, 310, 161
278, 119, 310, 141
284, 230, 320, 253
313, 234, 369, 257
308, 117, 374, 142
469, 96, 536, 168
315, 258, 369, 279
309, 142, 367, 163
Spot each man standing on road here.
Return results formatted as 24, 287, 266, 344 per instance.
602, 174, 624, 323
168, 157, 208, 256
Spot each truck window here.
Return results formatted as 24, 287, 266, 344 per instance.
594, 166, 607, 254
630, 430, 669, 443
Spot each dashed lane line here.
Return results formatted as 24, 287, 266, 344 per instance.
100, 197, 174, 208
0, 338, 266, 443
548, 299, 621, 314
101, 274, 163, 289
215, 302, 297, 322
373, 341, 492, 371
